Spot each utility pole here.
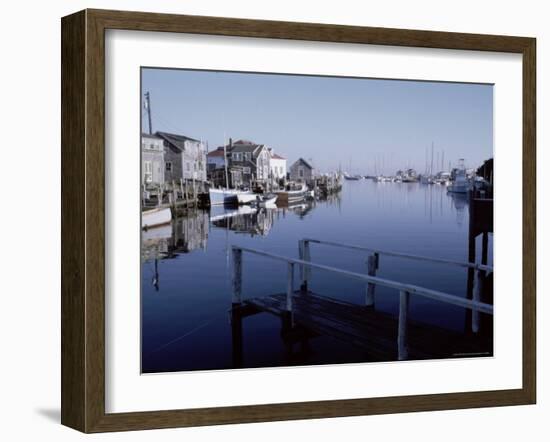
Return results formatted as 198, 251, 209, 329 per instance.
144, 91, 153, 135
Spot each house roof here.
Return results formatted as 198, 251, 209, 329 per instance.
230, 142, 264, 154
207, 149, 225, 158
141, 133, 163, 140
292, 157, 314, 169
156, 131, 201, 150
271, 153, 286, 160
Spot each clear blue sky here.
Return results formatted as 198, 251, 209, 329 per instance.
141, 68, 493, 175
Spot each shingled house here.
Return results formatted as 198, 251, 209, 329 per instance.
289, 158, 315, 183
156, 131, 207, 183
228, 139, 271, 187
141, 133, 165, 186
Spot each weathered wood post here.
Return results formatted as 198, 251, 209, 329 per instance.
298, 240, 311, 292
286, 262, 295, 327
179, 178, 184, 203
472, 269, 483, 333
398, 290, 410, 360
286, 263, 295, 312
231, 247, 242, 306
230, 246, 243, 368
365, 252, 379, 306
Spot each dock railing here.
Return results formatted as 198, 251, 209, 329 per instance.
299, 238, 493, 334
231, 245, 493, 360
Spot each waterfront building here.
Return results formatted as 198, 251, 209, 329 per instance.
289, 157, 315, 183
141, 133, 165, 186
228, 139, 271, 187
268, 149, 287, 181
156, 131, 207, 183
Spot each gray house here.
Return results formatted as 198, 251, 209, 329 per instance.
141, 133, 165, 186
156, 131, 207, 183
227, 139, 271, 187
289, 158, 315, 183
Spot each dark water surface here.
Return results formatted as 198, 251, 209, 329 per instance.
141, 180, 493, 373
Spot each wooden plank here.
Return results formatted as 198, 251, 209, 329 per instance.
244, 291, 491, 361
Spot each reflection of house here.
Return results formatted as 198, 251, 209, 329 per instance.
156, 131, 207, 183
141, 133, 165, 186
289, 158, 314, 183
171, 211, 209, 253
269, 149, 287, 180
211, 208, 275, 236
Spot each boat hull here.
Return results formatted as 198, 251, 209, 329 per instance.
142, 207, 172, 229
209, 188, 254, 205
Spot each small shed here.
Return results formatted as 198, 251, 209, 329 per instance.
289, 158, 314, 183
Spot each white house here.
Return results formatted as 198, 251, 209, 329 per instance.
269, 150, 287, 180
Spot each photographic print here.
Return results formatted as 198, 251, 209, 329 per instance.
140, 68, 494, 374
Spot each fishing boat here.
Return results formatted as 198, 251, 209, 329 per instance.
209, 187, 254, 206
275, 183, 308, 205
344, 174, 362, 181
236, 192, 258, 205
447, 159, 471, 194
142, 207, 171, 229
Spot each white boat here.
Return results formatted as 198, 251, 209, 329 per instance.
275, 183, 308, 205
447, 160, 471, 194
236, 192, 258, 205
209, 188, 254, 206
142, 207, 171, 229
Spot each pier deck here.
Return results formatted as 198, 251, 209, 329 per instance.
234, 291, 492, 361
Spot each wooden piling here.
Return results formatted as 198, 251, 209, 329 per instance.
230, 308, 243, 368
398, 290, 410, 360
472, 269, 483, 333
232, 248, 242, 305
286, 263, 294, 312
365, 253, 378, 307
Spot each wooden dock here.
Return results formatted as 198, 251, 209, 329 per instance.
232, 290, 492, 362
229, 242, 494, 367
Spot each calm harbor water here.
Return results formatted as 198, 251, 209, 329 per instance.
141, 180, 493, 373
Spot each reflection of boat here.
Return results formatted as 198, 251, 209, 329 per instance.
141, 223, 173, 262
252, 194, 277, 208
209, 205, 257, 222
209, 188, 254, 205
142, 207, 171, 229
275, 183, 307, 205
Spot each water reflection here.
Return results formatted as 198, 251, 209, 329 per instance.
141, 181, 491, 373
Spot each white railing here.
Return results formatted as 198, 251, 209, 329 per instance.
299, 238, 493, 333
231, 245, 493, 360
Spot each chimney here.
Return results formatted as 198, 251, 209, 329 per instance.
229, 138, 233, 149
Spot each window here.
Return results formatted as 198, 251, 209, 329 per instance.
144, 161, 152, 183
186, 163, 191, 171
243, 167, 251, 174
165, 161, 172, 172
232, 152, 242, 161
299, 167, 304, 178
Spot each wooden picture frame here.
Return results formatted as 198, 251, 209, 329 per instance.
61, 8, 536, 433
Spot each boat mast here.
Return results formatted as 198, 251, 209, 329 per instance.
223, 133, 229, 189
144, 91, 153, 135
430, 142, 434, 176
